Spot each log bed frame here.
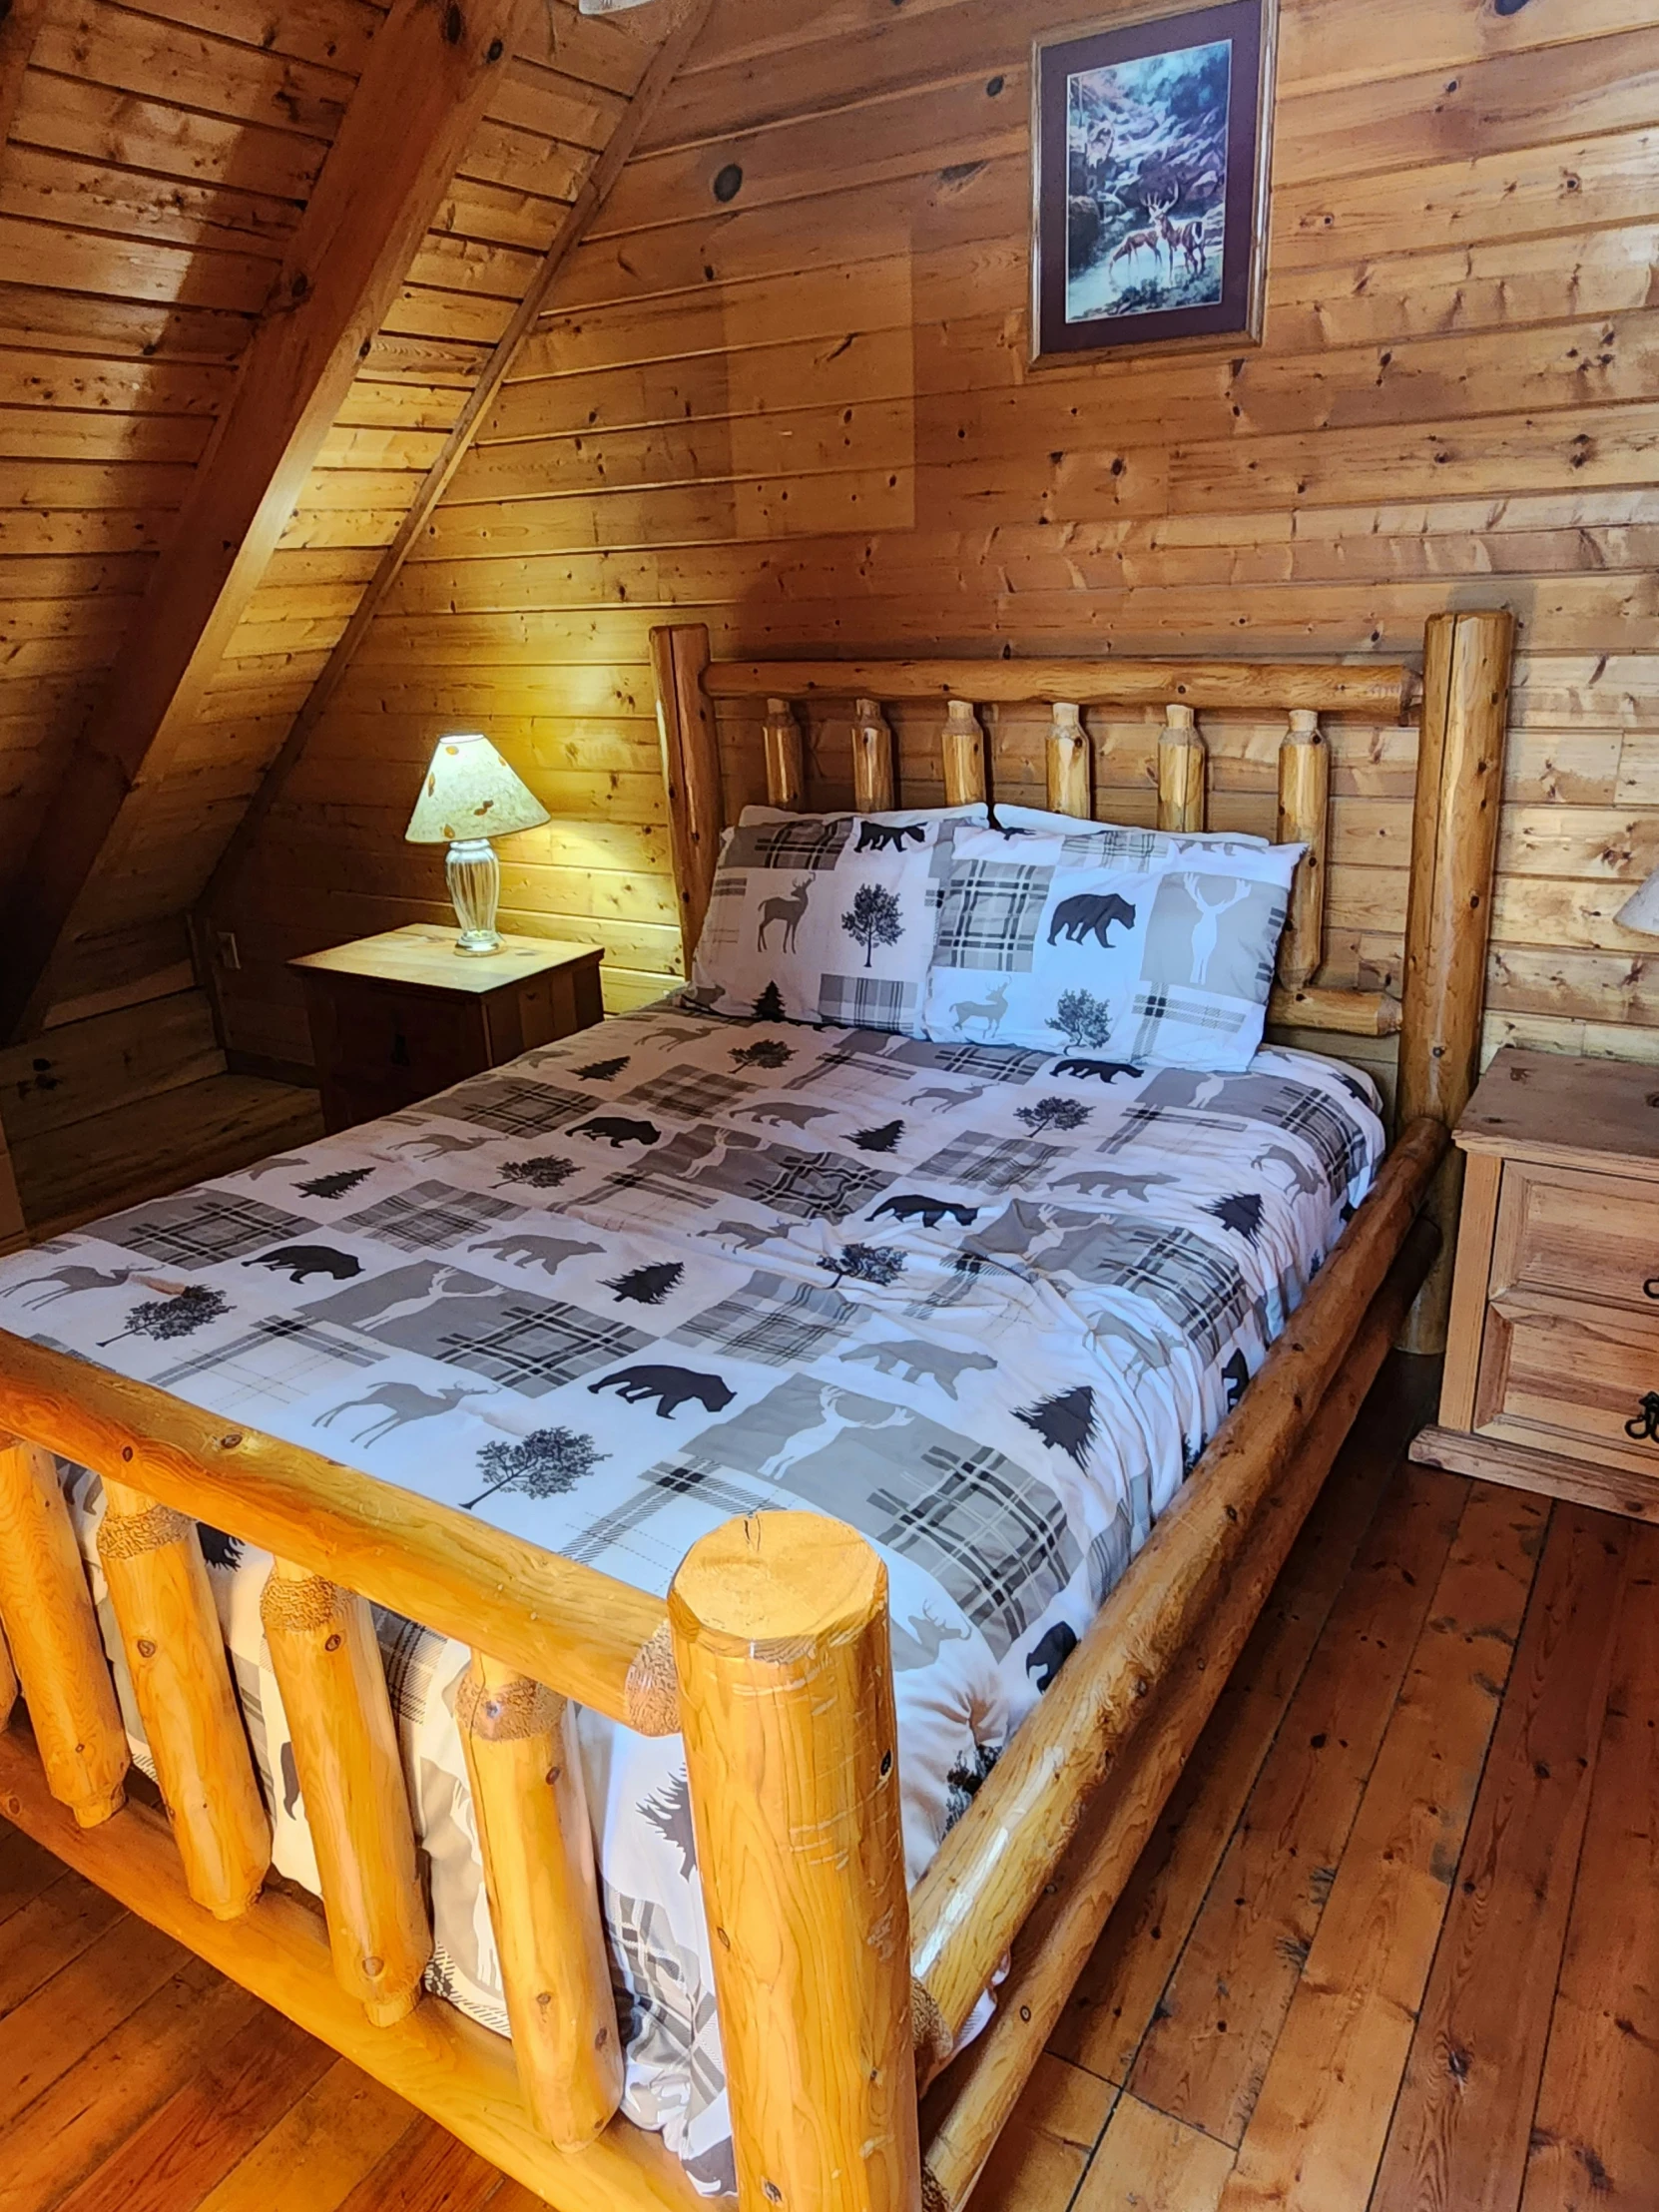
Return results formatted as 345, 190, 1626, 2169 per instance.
0, 609, 1512, 2212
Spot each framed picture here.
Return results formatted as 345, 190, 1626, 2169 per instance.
1031, 0, 1276, 363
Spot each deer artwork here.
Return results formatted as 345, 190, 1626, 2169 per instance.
757, 878, 812, 954
1169, 216, 1207, 278
950, 978, 1010, 1039
1111, 175, 1181, 287
1188, 878, 1255, 985
315, 1380, 489, 1446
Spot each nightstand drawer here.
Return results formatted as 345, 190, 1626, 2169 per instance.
1491, 1161, 1659, 1316
1476, 1290, 1659, 1476
303, 978, 485, 1088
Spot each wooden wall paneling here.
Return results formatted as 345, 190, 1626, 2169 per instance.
207, 0, 1659, 1078
0, 0, 527, 1041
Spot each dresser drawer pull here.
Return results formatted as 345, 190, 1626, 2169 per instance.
1626, 1391, 1659, 1441
1646, 1278, 1659, 1301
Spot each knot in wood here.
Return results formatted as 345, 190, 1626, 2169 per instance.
456, 1670, 558, 1742
97, 1501, 192, 1561
260, 1573, 341, 1635
910, 1976, 953, 2084
624, 1620, 681, 1735
920, 2162, 952, 2212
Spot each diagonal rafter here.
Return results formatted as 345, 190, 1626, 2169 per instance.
197, 0, 717, 932
0, 0, 525, 1040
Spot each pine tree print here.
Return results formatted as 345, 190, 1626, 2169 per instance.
752, 980, 786, 1022
296, 1166, 372, 1200
1015, 1096, 1092, 1134
819, 1243, 906, 1290
575, 1055, 630, 1082
99, 1285, 230, 1349
849, 1118, 904, 1153
1047, 989, 1116, 1051
1208, 1192, 1265, 1242
840, 883, 904, 968
603, 1260, 684, 1306
1015, 1385, 1096, 1467
498, 1154, 577, 1191
461, 1427, 606, 1512
731, 1036, 793, 1070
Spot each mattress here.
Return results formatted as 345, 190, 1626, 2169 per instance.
0, 1006, 1383, 2192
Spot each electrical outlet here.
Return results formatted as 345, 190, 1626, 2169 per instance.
216, 931, 242, 971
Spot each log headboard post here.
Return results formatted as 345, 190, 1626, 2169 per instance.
1396, 607, 1514, 1354
649, 623, 724, 967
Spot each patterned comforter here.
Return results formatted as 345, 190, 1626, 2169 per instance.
0, 1007, 1383, 2192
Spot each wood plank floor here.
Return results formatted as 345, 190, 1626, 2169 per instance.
2, 1356, 1655, 2211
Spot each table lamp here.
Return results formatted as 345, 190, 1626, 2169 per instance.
405, 734, 551, 955
1617, 867, 1659, 936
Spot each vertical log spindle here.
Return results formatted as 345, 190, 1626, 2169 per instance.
0, 1616, 17, 1730
762, 696, 804, 810
457, 1654, 623, 2150
1275, 708, 1330, 990
1397, 607, 1514, 1353
1045, 701, 1091, 820
1157, 703, 1206, 833
670, 1511, 921, 2212
97, 1480, 271, 1918
260, 1560, 431, 2024
851, 697, 896, 814
941, 698, 986, 809
649, 622, 724, 966
0, 1436, 128, 1827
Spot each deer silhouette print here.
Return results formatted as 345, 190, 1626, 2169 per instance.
950, 979, 1010, 1038
1187, 879, 1255, 986
3, 1263, 133, 1310
316, 1380, 489, 1445
757, 878, 812, 954
758, 1385, 911, 1483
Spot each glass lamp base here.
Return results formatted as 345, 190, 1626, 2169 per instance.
445, 837, 503, 954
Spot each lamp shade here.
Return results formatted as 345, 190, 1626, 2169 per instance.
1617, 868, 1659, 936
404, 734, 550, 845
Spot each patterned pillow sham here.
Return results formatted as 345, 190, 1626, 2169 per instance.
690, 806, 983, 1034
990, 803, 1269, 849
920, 823, 1303, 1071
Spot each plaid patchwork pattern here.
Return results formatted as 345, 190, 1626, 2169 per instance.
738, 1148, 895, 1222
736, 817, 849, 870
871, 1441, 1080, 1660
817, 973, 916, 1032
698, 871, 746, 954
567, 1458, 772, 1569
428, 1300, 649, 1393
1279, 1089, 1370, 1198
931, 860, 1053, 972
1119, 986, 1254, 1060
917, 1131, 1063, 1194
622, 1068, 748, 1121
893, 1039, 1047, 1083
98, 1191, 311, 1271
1065, 1221, 1250, 1367
338, 1180, 519, 1252
672, 1271, 857, 1367
434, 1078, 595, 1137
155, 1313, 382, 1401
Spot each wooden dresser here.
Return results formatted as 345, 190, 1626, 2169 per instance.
1412, 1046, 1659, 1520
291, 923, 605, 1135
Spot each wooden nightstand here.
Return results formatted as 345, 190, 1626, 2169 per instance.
291, 923, 605, 1135
1411, 1046, 1659, 1521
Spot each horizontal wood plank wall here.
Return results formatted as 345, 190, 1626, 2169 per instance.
217, 0, 1659, 1074
0, 0, 671, 1030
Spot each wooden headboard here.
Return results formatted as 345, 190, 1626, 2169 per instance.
650, 612, 1515, 1348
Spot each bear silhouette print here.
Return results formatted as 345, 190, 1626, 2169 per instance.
588, 1365, 736, 1417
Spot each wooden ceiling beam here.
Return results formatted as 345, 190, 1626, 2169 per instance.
197, 0, 718, 929
0, 0, 522, 1041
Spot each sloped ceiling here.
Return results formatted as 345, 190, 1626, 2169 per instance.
0, 0, 691, 1029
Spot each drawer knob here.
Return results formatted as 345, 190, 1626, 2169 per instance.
1646, 1278, 1659, 1301
1626, 1392, 1659, 1442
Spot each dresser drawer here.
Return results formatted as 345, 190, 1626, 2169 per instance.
1476, 1289, 1659, 1477
1490, 1160, 1659, 1317
301, 976, 486, 1089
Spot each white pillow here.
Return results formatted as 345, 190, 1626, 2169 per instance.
690, 806, 983, 1033
990, 803, 1270, 850
920, 825, 1302, 1071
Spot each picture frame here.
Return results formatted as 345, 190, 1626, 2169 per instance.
1030, 0, 1277, 364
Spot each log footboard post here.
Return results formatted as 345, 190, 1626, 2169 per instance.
1397, 606, 1513, 1354
260, 1560, 431, 2025
0, 1437, 129, 1826
97, 1481, 271, 1919
669, 1511, 922, 2212
456, 1653, 623, 2150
